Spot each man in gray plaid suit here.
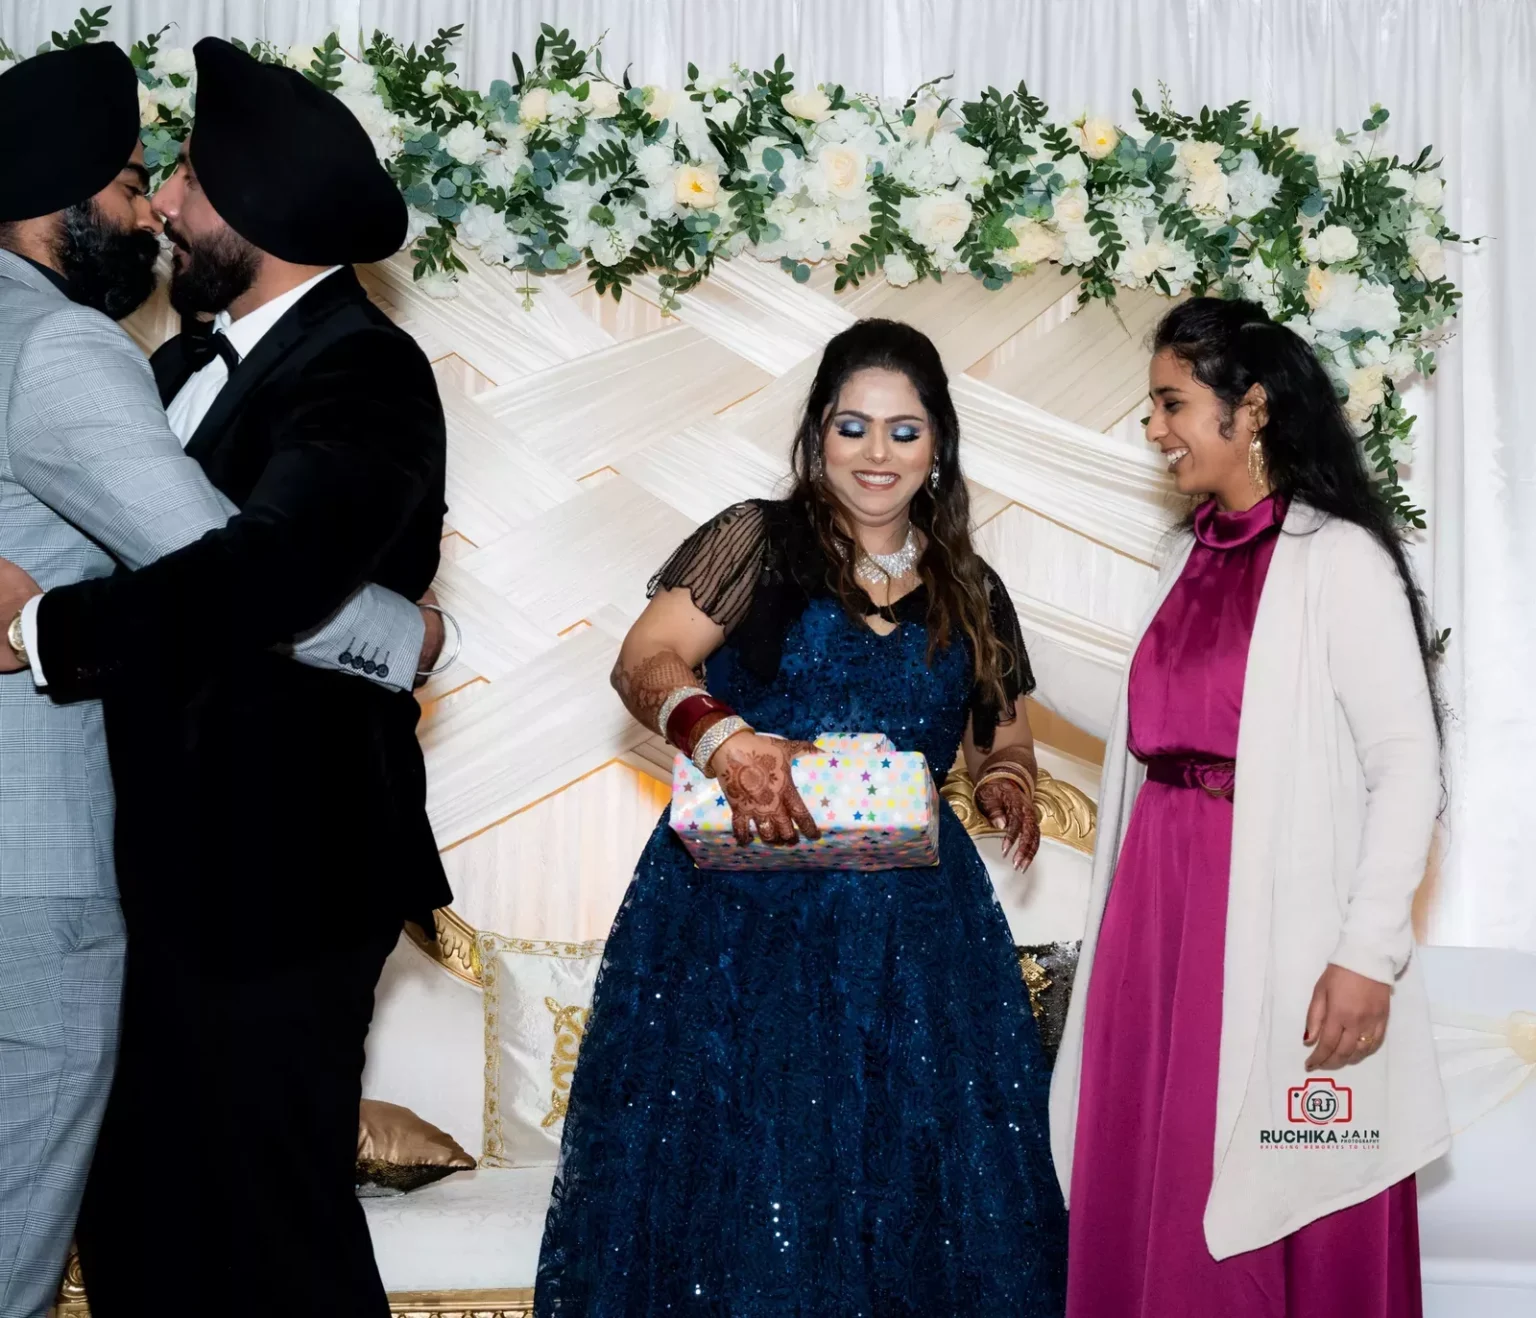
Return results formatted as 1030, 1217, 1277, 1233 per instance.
0, 45, 434, 1318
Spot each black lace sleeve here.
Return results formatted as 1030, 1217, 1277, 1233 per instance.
970, 564, 1036, 749
647, 501, 769, 635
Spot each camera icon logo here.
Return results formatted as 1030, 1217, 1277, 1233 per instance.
1287, 1076, 1353, 1125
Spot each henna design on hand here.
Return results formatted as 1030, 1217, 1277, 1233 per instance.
976, 777, 1040, 871
611, 649, 699, 734
715, 737, 821, 847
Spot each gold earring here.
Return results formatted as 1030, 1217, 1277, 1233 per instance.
1248, 430, 1268, 491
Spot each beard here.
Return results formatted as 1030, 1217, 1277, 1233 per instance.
55, 200, 162, 321
165, 220, 260, 318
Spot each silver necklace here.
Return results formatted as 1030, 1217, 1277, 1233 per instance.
853, 526, 920, 586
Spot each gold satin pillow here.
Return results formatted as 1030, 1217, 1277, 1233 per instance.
356, 1099, 476, 1195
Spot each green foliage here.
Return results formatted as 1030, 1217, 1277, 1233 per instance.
51, 6, 109, 49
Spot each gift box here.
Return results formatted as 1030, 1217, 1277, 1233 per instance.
669, 732, 939, 871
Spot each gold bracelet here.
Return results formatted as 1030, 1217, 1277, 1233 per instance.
976, 768, 1036, 796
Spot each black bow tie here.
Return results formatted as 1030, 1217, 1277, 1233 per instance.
181, 325, 242, 374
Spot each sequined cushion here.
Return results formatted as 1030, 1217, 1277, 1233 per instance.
1016, 941, 1082, 1067
355, 1099, 475, 1197
478, 933, 606, 1168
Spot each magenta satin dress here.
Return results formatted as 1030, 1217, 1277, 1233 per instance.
1066, 495, 1422, 1318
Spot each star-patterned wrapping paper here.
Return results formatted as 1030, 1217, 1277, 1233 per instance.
669, 733, 939, 871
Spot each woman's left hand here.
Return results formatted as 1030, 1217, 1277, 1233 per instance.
976, 777, 1040, 872
1304, 963, 1392, 1070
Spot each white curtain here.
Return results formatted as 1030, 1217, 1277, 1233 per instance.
5, 0, 1531, 952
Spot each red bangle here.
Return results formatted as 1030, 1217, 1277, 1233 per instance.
666, 694, 733, 750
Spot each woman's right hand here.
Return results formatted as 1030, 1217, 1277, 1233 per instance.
707, 731, 822, 847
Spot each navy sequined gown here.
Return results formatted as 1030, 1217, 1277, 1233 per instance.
535, 501, 1067, 1317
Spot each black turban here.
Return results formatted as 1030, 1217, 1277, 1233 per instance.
190, 38, 406, 266
0, 43, 141, 223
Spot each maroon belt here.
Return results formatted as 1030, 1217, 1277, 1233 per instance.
1141, 756, 1236, 800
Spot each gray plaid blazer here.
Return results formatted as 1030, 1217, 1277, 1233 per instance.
0, 250, 425, 899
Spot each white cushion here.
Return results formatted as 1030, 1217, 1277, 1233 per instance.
363, 935, 486, 1155
479, 933, 604, 1167
364, 1166, 554, 1292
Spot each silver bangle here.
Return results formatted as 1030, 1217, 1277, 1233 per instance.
416, 603, 464, 678
656, 685, 708, 741
692, 715, 752, 778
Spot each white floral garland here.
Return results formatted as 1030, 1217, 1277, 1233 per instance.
2, 12, 1465, 524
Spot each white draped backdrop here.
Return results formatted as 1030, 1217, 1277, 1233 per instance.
4, 0, 1531, 952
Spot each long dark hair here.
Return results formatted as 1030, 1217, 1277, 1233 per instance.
1153, 297, 1443, 739
788, 318, 1011, 712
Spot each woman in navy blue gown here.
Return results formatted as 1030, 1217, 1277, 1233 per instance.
534, 319, 1067, 1316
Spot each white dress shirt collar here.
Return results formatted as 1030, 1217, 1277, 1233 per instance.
215, 265, 343, 358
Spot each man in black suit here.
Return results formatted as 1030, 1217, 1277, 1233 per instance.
5, 40, 451, 1315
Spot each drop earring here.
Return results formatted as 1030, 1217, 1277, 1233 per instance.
929, 460, 941, 491
1248, 428, 1268, 491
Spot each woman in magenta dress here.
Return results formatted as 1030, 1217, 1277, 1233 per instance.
1054, 299, 1449, 1317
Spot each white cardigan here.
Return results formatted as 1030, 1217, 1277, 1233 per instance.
1049, 503, 1451, 1260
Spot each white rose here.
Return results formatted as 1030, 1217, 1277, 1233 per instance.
155, 82, 194, 118
1185, 166, 1228, 215
519, 86, 551, 125
456, 202, 504, 249
1343, 365, 1388, 426
137, 81, 160, 127
1053, 188, 1089, 225
585, 81, 622, 119
816, 145, 866, 200
1005, 217, 1063, 267
1316, 224, 1360, 263
1076, 116, 1119, 160
706, 94, 744, 126
946, 138, 992, 188
782, 87, 832, 122
286, 42, 321, 70
1387, 168, 1415, 198
338, 91, 399, 158
1127, 239, 1172, 283
546, 90, 578, 124
906, 102, 941, 139
338, 59, 378, 94
1177, 139, 1223, 177
154, 46, 197, 79
1301, 235, 1322, 263
674, 164, 720, 209
443, 120, 490, 165
421, 69, 448, 98
883, 250, 919, 287
1414, 173, 1445, 208
1304, 264, 1334, 311
636, 142, 677, 187
589, 228, 630, 267
910, 194, 974, 253
1410, 233, 1446, 281
644, 86, 676, 123
1060, 219, 1101, 265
